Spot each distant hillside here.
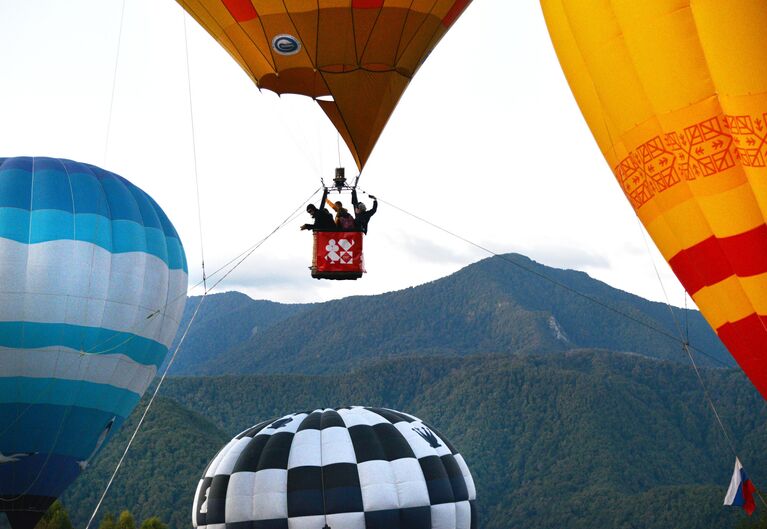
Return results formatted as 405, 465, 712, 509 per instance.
165, 291, 310, 374
170, 254, 730, 375
61, 397, 229, 529
61, 351, 764, 529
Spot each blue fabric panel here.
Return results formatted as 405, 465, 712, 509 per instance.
65, 165, 111, 217
0, 157, 187, 271
31, 168, 73, 212
29, 209, 75, 241
0, 403, 126, 458
0, 209, 185, 270
99, 173, 143, 223
0, 453, 80, 498
0, 167, 32, 209
0, 378, 139, 418
0, 321, 169, 367
125, 183, 162, 230
147, 195, 180, 238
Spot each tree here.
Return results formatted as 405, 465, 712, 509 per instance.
116, 510, 135, 529
139, 517, 168, 529
98, 512, 116, 529
37, 501, 73, 529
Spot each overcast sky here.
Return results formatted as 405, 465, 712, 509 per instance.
0, 0, 690, 307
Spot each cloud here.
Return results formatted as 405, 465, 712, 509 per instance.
519, 243, 611, 271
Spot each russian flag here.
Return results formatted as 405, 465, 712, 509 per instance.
724, 458, 756, 515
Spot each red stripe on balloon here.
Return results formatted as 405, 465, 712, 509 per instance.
442, 0, 471, 27
222, 0, 259, 22
668, 224, 767, 296
352, 0, 384, 7
718, 313, 767, 400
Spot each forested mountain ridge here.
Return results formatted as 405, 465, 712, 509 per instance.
169, 253, 729, 375
61, 351, 763, 529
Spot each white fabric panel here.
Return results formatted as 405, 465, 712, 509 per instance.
454, 501, 472, 529
0, 238, 187, 347
288, 429, 321, 469
395, 420, 452, 458
251, 469, 288, 520
0, 346, 155, 394
288, 515, 326, 529
431, 503, 458, 529
321, 426, 357, 465
454, 455, 476, 499
216, 437, 252, 475
326, 512, 365, 529
338, 406, 388, 427
390, 458, 430, 508
192, 480, 203, 526
206, 439, 240, 478
262, 413, 306, 436
358, 460, 399, 511
225, 472, 257, 522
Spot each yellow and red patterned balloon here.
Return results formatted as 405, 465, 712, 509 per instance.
177, 0, 471, 171
541, 0, 767, 396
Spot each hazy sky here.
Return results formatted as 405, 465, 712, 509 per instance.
0, 1, 690, 307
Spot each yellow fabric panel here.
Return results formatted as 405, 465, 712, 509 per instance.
693, 272, 767, 329
692, 0, 767, 96
610, 1, 713, 116
539, 0, 622, 164
541, 0, 767, 385
645, 182, 764, 259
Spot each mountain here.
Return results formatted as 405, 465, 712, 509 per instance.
165, 291, 310, 374
169, 253, 730, 375
61, 351, 763, 529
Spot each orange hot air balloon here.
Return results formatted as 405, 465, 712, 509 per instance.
541, 1, 767, 395
177, 0, 471, 171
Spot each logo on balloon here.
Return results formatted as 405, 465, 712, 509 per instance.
272, 34, 301, 56
324, 239, 355, 265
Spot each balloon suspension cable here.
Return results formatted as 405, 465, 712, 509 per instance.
84, 293, 208, 529
370, 190, 731, 368
83, 190, 319, 528
103, 0, 127, 166
184, 14, 208, 291
633, 216, 767, 508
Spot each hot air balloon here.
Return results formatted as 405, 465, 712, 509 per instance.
540, 1, 767, 397
193, 407, 477, 529
177, 0, 472, 172
0, 157, 188, 529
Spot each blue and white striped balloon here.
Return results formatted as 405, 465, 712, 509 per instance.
0, 157, 188, 529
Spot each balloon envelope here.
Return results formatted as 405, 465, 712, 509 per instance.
193, 406, 477, 529
0, 157, 188, 529
177, 0, 472, 170
541, 1, 767, 396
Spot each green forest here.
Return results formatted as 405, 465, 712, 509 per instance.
50, 351, 767, 529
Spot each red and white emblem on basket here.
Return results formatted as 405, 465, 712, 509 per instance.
324, 238, 355, 265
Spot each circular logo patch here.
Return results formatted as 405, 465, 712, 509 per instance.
272, 34, 301, 56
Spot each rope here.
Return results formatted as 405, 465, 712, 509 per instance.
184, 15, 208, 291
103, 0, 127, 165
633, 217, 767, 508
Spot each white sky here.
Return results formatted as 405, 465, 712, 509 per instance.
0, 0, 690, 307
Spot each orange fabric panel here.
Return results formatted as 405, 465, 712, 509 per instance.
178, 0, 472, 169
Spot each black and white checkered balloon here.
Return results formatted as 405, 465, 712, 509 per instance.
193, 406, 477, 529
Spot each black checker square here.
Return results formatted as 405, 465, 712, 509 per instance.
364, 506, 431, 529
